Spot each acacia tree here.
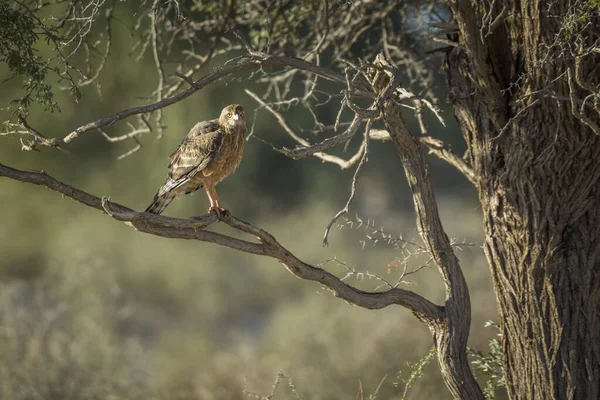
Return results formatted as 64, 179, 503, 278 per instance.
1, 1, 600, 399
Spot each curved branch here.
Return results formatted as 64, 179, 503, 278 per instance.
12, 53, 371, 152
372, 54, 484, 399
0, 162, 443, 322
419, 136, 477, 184
245, 89, 368, 169
568, 67, 600, 137
282, 114, 364, 159
363, 128, 476, 185
322, 120, 372, 247
60, 58, 258, 146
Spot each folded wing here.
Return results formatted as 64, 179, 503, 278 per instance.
157, 120, 224, 196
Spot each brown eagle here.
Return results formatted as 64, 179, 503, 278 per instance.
146, 104, 246, 216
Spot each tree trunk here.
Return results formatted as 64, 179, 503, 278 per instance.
446, 1, 600, 398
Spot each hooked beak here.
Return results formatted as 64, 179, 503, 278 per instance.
232, 113, 239, 121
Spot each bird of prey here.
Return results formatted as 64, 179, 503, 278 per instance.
146, 104, 246, 216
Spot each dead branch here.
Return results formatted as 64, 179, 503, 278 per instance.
419, 136, 477, 184
279, 114, 365, 159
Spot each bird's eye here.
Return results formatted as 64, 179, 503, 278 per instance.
239, 112, 244, 118
226, 112, 232, 118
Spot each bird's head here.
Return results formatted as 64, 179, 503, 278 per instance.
219, 104, 246, 131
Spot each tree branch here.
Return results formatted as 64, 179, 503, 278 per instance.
10, 53, 373, 152
281, 114, 365, 159
245, 89, 370, 169
0, 162, 444, 322
372, 54, 484, 400
419, 136, 477, 184
322, 120, 372, 247
568, 67, 600, 137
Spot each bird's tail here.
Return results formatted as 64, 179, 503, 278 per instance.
145, 192, 175, 214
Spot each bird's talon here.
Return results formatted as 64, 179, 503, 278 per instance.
208, 206, 228, 218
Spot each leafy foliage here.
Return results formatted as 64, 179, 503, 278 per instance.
468, 321, 506, 399
561, 0, 600, 39
0, 1, 61, 118
394, 346, 437, 400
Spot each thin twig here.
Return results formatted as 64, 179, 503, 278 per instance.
245, 89, 367, 169
322, 120, 372, 246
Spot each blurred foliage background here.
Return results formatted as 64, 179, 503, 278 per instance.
1, 0, 502, 398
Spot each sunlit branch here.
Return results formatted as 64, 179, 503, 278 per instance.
9, 53, 372, 152
245, 89, 369, 169
0, 162, 445, 322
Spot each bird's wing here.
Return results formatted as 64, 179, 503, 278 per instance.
157, 120, 224, 196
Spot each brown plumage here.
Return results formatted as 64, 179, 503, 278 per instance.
146, 104, 246, 215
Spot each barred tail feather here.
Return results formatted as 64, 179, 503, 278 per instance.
145, 192, 175, 214
146, 176, 184, 214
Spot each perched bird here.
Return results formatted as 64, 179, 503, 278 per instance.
146, 104, 246, 216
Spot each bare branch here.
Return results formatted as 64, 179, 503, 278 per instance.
0, 162, 444, 322
419, 136, 477, 184
17, 117, 64, 151
343, 126, 475, 184
281, 114, 364, 159
149, 0, 166, 138
245, 89, 368, 169
322, 120, 372, 247
116, 136, 142, 160
10, 53, 373, 152
169, 72, 195, 87
494, 98, 542, 140
480, 4, 507, 42
78, 0, 115, 87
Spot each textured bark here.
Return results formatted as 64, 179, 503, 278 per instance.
446, 1, 600, 398
370, 56, 485, 399
384, 104, 484, 400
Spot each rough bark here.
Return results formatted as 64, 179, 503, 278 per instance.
385, 104, 483, 400
446, 1, 600, 398
371, 56, 485, 400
